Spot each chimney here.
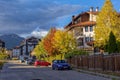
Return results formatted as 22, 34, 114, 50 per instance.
72, 15, 75, 24
90, 7, 93, 12
96, 7, 99, 12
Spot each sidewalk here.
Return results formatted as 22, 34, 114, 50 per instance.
74, 69, 120, 80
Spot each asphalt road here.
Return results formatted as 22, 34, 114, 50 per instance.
0, 60, 111, 80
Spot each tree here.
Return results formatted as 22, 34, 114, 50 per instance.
94, 0, 120, 48
43, 27, 57, 56
108, 31, 118, 54
53, 30, 77, 59
34, 41, 48, 60
0, 48, 8, 60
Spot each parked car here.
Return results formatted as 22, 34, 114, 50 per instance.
25, 59, 35, 65
52, 60, 71, 70
19, 56, 29, 63
34, 60, 51, 66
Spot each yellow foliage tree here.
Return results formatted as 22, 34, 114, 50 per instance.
94, 0, 120, 47
53, 30, 77, 59
34, 41, 47, 60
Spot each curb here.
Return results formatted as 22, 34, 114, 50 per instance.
74, 69, 120, 80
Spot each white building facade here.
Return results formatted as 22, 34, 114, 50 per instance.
65, 7, 98, 49
20, 37, 40, 58
12, 46, 20, 57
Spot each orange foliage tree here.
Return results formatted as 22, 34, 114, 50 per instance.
43, 27, 58, 56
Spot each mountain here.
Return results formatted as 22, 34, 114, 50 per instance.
0, 34, 24, 49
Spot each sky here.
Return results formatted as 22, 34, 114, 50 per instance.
0, 0, 119, 38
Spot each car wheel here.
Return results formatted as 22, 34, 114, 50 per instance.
55, 67, 59, 70
52, 67, 55, 70
68, 67, 72, 70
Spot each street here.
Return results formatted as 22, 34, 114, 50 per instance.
0, 61, 111, 80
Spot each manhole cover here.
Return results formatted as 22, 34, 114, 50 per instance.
32, 79, 42, 80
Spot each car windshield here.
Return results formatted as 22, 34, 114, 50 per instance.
57, 60, 66, 63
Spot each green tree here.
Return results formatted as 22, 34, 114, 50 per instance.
108, 31, 118, 54
94, 0, 120, 48
53, 30, 77, 59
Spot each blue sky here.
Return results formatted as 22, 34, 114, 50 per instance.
0, 0, 119, 37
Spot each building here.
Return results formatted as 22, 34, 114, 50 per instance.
65, 7, 98, 49
0, 39, 5, 48
65, 7, 120, 51
20, 37, 40, 57
12, 46, 20, 57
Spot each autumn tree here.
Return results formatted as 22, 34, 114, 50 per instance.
43, 27, 57, 56
34, 41, 47, 60
94, 0, 120, 48
53, 30, 77, 59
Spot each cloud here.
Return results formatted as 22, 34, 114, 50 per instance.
31, 27, 48, 38
0, 0, 81, 36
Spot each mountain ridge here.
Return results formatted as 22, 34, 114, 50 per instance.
0, 34, 24, 49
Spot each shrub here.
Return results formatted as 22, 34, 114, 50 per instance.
0, 53, 8, 60
12, 57, 18, 60
64, 49, 88, 59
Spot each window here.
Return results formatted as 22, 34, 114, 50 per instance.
90, 26, 93, 32
85, 37, 89, 42
77, 38, 83, 46
85, 26, 88, 32
90, 37, 93, 41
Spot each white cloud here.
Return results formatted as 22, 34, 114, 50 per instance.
31, 27, 48, 38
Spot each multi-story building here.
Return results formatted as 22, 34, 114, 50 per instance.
65, 7, 120, 51
0, 39, 5, 48
20, 37, 40, 57
65, 7, 98, 49
12, 46, 20, 57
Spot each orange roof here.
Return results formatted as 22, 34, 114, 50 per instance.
65, 11, 98, 29
13, 46, 20, 49
72, 21, 96, 27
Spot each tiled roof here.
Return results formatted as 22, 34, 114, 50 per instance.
72, 21, 96, 27
66, 21, 96, 31
65, 11, 98, 29
13, 46, 20, 49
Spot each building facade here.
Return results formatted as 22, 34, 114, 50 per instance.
12, 46, 20, 57
0, 39, 5, 48
65, 7, 98, 49
20, 37, 40, 57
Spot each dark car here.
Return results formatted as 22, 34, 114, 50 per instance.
52, 60, 71, 70
34, 60, 51, 66
19, 56, 29, 63
25, 59, 35, 65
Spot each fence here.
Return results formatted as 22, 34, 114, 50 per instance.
67, 54, 120, 71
